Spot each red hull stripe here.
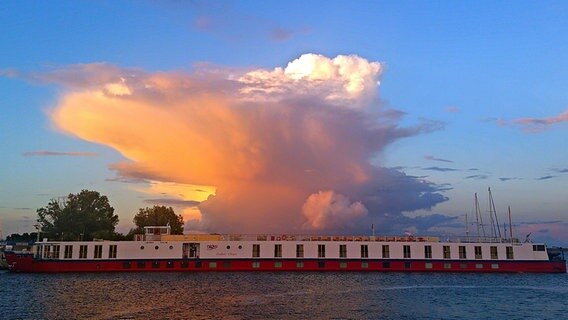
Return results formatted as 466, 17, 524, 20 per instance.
6, 253, 566, 273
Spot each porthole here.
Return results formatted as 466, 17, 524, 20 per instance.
169, 246, 173, 250
140, 246, 145, 250
238, 245, 242, 249
226, 245, 231, 249
155, 246, 159, 250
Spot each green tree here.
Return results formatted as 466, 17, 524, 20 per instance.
36, 190, 119, 241
132, 206, 184, 235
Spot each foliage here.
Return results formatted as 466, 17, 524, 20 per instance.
6, 232, 38, 243
36, 190, 119, 241
132, 206, 184, 235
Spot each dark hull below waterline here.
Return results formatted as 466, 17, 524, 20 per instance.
6, 253, 566, 273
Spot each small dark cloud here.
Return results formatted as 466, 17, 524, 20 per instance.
143, 198, 200, 207
518, 220, 562, 225
105, 176, 148, 184
499, 177, 521, 182
23, 151, 98, 157
468, 168, 480, 171
424, 155, 453, 163
551, 168, 568, 173
422, 166, 458, 172
464, 175, 488, 180
536, 175, 557, 181
14, 207, 32, 211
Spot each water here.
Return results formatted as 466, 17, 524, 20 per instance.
1, 270, 567, 319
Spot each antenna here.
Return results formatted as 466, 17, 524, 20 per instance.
508, 206, 513, 243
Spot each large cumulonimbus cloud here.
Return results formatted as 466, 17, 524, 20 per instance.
47, 53, 449, 234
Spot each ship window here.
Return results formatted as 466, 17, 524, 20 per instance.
167, 261, 174, 268
137, 261, 145, 268
224, 261, 231, 269
403, 245, 411, 259
460, 263, 467, 269
226, 245, 230, 250
140, 246, 145, 250
181, 261, 189, 268
475, 263, 483, 269
152, 261, 160, 268
339, 245, 347, 258
459, 246, 466, 259
361, 245, 369, 258
296, 261, 304, 268
64, 245, 73, 259
318, 244, 326, 258
252, 244, 260, 258
474, 246, 482, 259
44, 246, 51, 259
195, 261, 202, 268
154, 246, 159, 250
274, 261, 282, 268
361, 262, 369, 268
94, 245, 103, 259
109, 245, 117, 259
296, 244, 304, 258
79, 245, 88, 259
318, 261, 325, 268
340, 262, 348, 269
490, 246, 498, 259
383, 261, 390, 268
209, 262, 217, 269
425, 262, 433, 269
443, 246, 451, 259
252, 261, 260, 269
382, 245, 390, 259
52, 245, 60, 259
238, 245, 242, 250
404, 262, 412, 269
123, 261, 131, 269
169, 246, 173, 250
444, 263, 451, 269
506, 246, 514, 259
533, 245, 545, 251
274, 244, 282, 258
491, 263, 499, 269
424, 245, 432, 259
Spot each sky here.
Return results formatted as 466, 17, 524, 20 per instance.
1, 1, 567, 245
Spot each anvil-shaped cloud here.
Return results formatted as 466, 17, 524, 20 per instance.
48, 54, 448, 234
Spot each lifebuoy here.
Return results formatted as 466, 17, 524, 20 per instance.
276, 236, 281, 241
282, 235, 287, 240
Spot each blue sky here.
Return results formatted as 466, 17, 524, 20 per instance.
1, 1, 567, 244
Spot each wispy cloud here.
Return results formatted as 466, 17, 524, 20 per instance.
551, 168, 568, 174
536, 175, 557, 181
464, 174, 488, 180
494, 108, 568, 133
422, 166, 458, 172
499, 177, 521, 181
143, 198, 201, 207
445, 106, 460, 113
424, 155, 453, 163
23, 151, 98, 157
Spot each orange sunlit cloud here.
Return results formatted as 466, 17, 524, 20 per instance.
47, 54, 447, 234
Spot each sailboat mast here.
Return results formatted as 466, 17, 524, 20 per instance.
475, 193, 485, 237
488, 187, 502, 238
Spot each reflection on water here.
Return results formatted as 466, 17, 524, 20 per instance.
1, 271, 567, 319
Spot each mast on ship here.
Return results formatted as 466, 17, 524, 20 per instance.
488, 187, 502, 239
474, 193, 486, 237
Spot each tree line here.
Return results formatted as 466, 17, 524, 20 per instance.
7, 190, 185, 242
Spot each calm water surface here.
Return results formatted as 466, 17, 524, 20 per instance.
1, 269, 567, 319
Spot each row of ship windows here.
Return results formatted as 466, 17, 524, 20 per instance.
121, 260, 501, 270
254, 244, 516, 260
37, 245, 118, 260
